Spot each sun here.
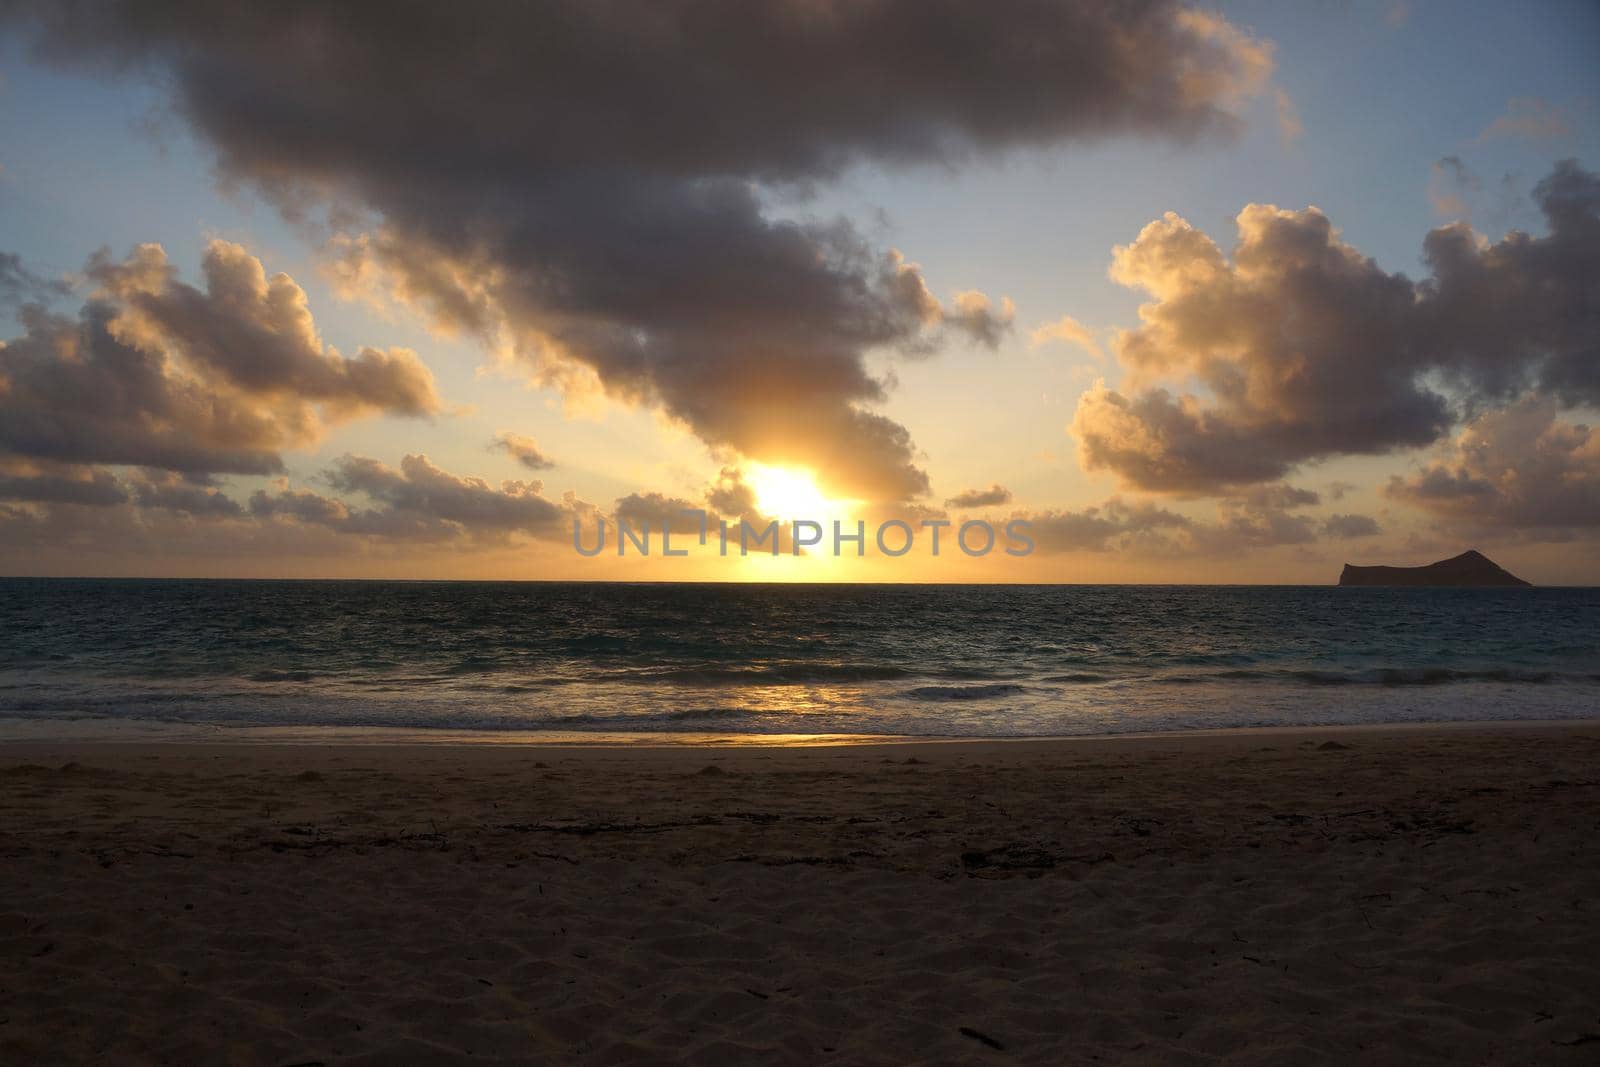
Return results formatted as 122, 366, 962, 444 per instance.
746, 464, 831, 519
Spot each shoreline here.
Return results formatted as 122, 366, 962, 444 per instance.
1, 714, 1598, 750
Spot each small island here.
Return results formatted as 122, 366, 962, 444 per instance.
1338, 549, 1531, 587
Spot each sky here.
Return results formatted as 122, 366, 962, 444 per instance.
1, 0, 1597, 583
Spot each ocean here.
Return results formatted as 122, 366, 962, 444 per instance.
1, 579, 1597, 741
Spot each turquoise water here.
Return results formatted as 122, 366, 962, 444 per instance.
1, 579, 1596, 738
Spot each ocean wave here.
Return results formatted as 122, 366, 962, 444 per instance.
525, 706, 769, 728
900, 683, 1028, 702
442, 656, 503, 675
419, 661, 966, 686
246, 669, 319, 683
606, 664, 928, 686
495, 680, 575, 693
1155, 667, 1578, 687
4, 581, 1598, 738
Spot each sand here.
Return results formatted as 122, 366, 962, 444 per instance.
2, 722, 1598, 1065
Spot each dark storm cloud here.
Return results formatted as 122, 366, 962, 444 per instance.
946, 484, 1014, 509
8, 1, 1268, 179
332, 177, 1003, 502
0, 246, 441, 477
1072, 160, 1600, 494
3, 0, 1273, 501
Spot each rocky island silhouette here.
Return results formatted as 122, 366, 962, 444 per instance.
1338, 549, 1531, 587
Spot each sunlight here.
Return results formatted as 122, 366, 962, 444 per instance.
746, 463, 831, 519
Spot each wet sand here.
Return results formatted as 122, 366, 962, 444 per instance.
2, 722, 1598, 1064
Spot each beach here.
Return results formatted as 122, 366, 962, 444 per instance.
2, 722, 1597, 1064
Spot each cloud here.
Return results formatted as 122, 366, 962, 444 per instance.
1417, 160, 1600, 407
946, 484, 1014, 509
315, 453, 569, 541
248, 487, 350, 528
1235, 482, 1320, 510
0, 250, 69, 308
0, 448, 601, 566
0, 493, 367, 568
1022, 498, 1192, 554
1028, 316, 1103, 358
705, 467, 760, 522
1195, 484, 1322, 550
0, 461, 127, 506
1, 449, 578, 545
1017, 484, 1329, 555
614, 492, 708, 529
1, 301, 299, 475
1384, 396, 1600, 530
603, 476, 817, 555
0, 245, 441, 478
8, 2, 1272, 179
1322, 513, 1381, 539
1071, 159, 1600, 494
237, 453, 590, 546
128, 470, 243, 517
1072, 381, 1342, 492
1477, 98, 1576, 143
1428, 156, 1479, 219
490, 432, 555, 471
4, 0, 1274, 502
88, 240, 440, 419
1274, 88, 1303, 145
945, 291, 1016, 349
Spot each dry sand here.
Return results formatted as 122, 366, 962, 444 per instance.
2, 722, 1598, 1065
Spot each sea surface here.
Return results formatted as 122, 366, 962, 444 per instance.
1, 579, 1597, 741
